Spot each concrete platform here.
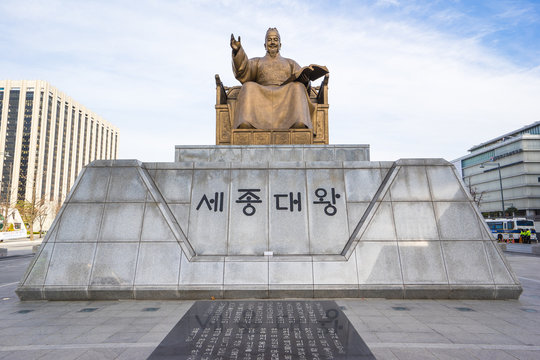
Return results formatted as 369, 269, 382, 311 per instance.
1, 252, 540, 359
16, 152, 522, 300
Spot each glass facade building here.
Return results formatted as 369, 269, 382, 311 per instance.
453, 121, 540, 220
0, 80, 120, 215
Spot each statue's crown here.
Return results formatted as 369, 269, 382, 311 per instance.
265, 27, 280, 41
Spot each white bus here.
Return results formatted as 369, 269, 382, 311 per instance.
485, 218, 537, 243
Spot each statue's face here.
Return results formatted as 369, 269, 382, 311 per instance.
264, 31, 281, 56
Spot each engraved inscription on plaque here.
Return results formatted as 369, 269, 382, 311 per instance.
149, 300, 374, 359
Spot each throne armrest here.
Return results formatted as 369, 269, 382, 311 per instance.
215, 74, 228, 105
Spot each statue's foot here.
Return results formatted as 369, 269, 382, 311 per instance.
237, 122, 255, 129
290, 122, 308, 129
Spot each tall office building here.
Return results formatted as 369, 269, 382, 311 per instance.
0, 80, 119, 218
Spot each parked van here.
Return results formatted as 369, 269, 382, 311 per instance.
485, 218, 537, 243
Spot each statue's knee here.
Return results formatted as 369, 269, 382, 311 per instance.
291, 121, 308, 129
237, 122, 255, 129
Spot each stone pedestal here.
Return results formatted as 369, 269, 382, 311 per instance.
16, 145, 522, 300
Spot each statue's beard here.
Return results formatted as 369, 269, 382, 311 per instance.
266, 47, 279, 56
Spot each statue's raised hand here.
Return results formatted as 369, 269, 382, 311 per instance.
230, 34, 241, 54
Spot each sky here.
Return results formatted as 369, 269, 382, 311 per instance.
2, 0, 540, 162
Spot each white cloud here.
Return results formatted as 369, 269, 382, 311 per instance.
1, 0, 539, 162
375, 0, 400, 7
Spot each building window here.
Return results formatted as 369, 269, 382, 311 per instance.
0, 91, 4, 128
94, 120, 98, 160
33, 91, 44, 198
49, 100, 62, 200
1, 89, 20, 200
57, 104, 69, 203
105, 129, 109, 160
41, 94, 53, 199
75, 112, 82, 174
100, 125, 104, 159
109, 130, 113, 159
526, 125, 540, 135
18, 90, 34, 200
83, 115, 88, 165
67, 108, 75, 192
89, 119, 94, 161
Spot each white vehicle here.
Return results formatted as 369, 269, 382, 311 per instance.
485, 218, 537, 243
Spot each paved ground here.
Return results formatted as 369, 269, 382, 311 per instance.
1, 242, 540, 359
506, 243, 536, 254
0, 236, 42, 258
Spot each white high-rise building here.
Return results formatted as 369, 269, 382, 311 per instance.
452, 121, 540, 220
0, 80, 119, 219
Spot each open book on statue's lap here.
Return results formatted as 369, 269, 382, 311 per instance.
281, 64, 329, 85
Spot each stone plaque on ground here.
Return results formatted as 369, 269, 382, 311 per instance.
149, 300, 374, 359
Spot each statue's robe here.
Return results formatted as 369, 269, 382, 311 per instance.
232, 47, 314, 130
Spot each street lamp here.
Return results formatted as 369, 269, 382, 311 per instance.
480, 161, 505, 217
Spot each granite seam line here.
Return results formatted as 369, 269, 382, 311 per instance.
304, 168, 312, 255
88, 168, 113, 288
16, 164, 84, 287
344, 161, 398, 256
137, 165, 194, 257
366, 343, 540, 350
132, 198, 147, 288
1, 342, 540, 352
517, 276, 540, 283
0, 343, 159, 351
426, 166, 451, 288
0, 281, 19, 288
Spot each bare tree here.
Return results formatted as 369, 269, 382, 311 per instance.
35, 200, 49, 238
16, 198, 48, 240
53, 199, 62, 219
467, 179, 484, 208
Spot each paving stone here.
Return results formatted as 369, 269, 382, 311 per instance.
115, 347, 157, 360
468, 348, 520, 360
0, 350, 51, 360
369, 348, 399, 360
429, 348, 481, 360
375, 331, 450, 344
76, 348, 125, 360
458, 323, 501, 334
38, 349, 88, 360
504, 349, 540, 360
104, 331, 147, 343
137, 331, 169, 343
389, 348, 436, 360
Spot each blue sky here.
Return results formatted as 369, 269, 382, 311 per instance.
2, 0, 540, 162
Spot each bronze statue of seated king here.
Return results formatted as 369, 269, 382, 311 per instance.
215, 28, 329, 145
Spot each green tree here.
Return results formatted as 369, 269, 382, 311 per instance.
15, 173, 49, 240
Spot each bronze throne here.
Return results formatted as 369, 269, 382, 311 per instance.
215, 74, 329, 145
